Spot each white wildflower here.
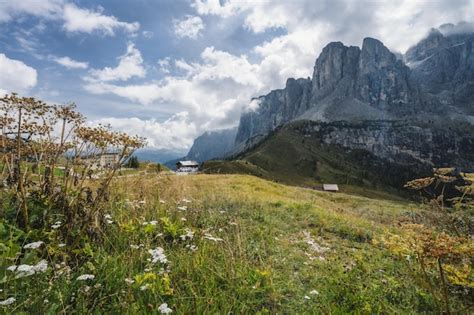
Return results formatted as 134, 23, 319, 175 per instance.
124, 278, 135, 284
58, 243, 66, 247
106, 219, 114, 224
104, 214, 112, 219
8, 259, 48, 278
203, 234, 223, 242
180, 229, 194, 241
142, 220, 158, 226
304, 295, 311, 300
158, 303, 173, 314
180, 217, 187, 221
76, 274, 95, 281
310, 290, 319, 295
181, 198, 191, 203
148, 247, 168, 264
140, 284, 149, 291
303, 231, 329, 254
51, 221, 62, 229
0, 297, 16, 306
218, 228, 223, 232
177, 206, 187, 211
185, 244, 198, 252
23, 241, 44, 249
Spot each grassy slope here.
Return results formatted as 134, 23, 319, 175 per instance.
202, 122, 425, 199
6, 173, 472, 313
49, 173, 441, 313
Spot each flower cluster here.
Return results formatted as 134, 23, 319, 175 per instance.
148, 247, 168, 264
7, 260, 48, 278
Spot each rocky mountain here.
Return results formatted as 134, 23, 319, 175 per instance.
164, 127, 238, 169
134, 148, 186, 163
406, 23, 474, 118
186, 127, 238, 162
236, 24, 473, 146
206, 120, 474, 189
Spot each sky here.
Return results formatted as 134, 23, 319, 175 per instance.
1, 0, 473, 155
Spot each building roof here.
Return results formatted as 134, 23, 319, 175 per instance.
177, 160, 199, 167
323, 184, 339, 191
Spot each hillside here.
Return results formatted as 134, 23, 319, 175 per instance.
13, 173, 474, 313
204, 121, 438, 191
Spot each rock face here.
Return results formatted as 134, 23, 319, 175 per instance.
186, 127, 237, 162
234, 23, 474, 170
236, 25, 474, 144
294, 121, 474, 170
406, 24, 474, 118
235, 78, 311, 144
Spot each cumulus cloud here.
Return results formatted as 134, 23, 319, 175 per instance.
53, 56, 88, 69
193, 0, 474, 52
62, 3, 139, 35
89, 113, 197, 151
0, 0, 139, 36
83, 46, 268, 148
85, 43, 145, 82
173, 15, 205, 39
0, 0, 62, 22
0, 53, 37, 95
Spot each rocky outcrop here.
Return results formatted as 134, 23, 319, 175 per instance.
406, 24, 474, 118
186, 127, 237, 162
236, 36, 431, 144
294, 120, 474, 171
235, 78, 311, 144
234, 24, 474, 171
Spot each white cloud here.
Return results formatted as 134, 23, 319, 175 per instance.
173, 15, 205, 39
0, 54, 37, 95
83, 46, 268, 148
62, 3, 139, 35
86, 43, 145, 82
192, 0, 474, 53
0, 0, 62, 22
53, 56, 88, 69
90, 113, 197, 151
157, 57, 171, 74
142, 30, 154, 38
0, 1, 140, 36
192, 0, 239, 18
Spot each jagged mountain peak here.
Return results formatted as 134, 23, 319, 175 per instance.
360, 37, 396, 66
235, 28, 473, 147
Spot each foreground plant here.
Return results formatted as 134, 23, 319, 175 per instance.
0, 93, 145, 311
380, 168, 474, 314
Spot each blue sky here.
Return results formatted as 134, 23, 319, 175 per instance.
1, 0, 472, 154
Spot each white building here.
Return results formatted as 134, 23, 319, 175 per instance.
176, 160, 199, 173
99, 152, 120, 168
323, 184, 339, 192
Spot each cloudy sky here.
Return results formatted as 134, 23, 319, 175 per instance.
1, 0, 473, 154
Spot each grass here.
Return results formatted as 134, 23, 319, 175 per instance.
1, 173, 471, 313
202, 121, 431, 197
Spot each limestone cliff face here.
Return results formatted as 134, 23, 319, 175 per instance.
233, 24, 473, 170
236, 37, 430, 144
235, 78, 311, 144
186, 127, 237, 162
293, 121, 474, 170
406, 25, 474, 117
